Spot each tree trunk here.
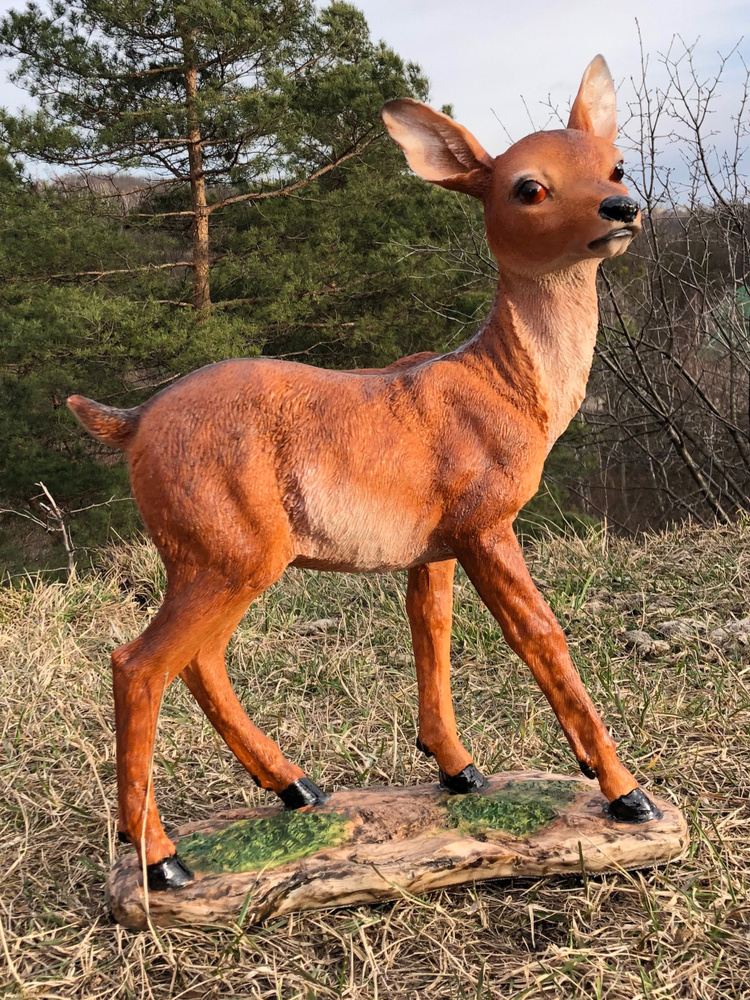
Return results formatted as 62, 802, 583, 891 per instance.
182, 38, 210, 318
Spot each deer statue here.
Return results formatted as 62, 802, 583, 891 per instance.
68, 55, 661, 891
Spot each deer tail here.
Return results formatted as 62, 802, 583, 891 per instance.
67, 395, 141, 451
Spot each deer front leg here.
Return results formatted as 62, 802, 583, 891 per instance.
407, 561, 487, 793
456, 526, 661, 822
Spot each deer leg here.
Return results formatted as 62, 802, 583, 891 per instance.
456, 526, 661, 823
112, 633, 196, 888
112, 579, 262, 889
182, 629, 327, 809
407, 561, 487, 794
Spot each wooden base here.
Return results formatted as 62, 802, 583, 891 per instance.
108, 771, 688, 929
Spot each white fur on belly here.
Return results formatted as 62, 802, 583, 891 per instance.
292, 483, 441, 572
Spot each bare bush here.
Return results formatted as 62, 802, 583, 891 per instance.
581, 38, 750, 531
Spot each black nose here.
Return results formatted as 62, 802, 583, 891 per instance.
598, 196, 639, 224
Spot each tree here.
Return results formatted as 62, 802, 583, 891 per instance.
0, 0, 426, 316
207, 149, 494, 369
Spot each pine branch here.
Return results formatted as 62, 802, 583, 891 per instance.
45, 260, 196, 280
207, 139, 376, 214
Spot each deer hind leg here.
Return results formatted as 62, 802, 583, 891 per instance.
456, 526, 661, 823
112, 609, 206, 890
182, 626, 327, 809
407, 561, 488, 794
112, 575, 269, 890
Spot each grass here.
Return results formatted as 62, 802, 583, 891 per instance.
0, 520, 749, 998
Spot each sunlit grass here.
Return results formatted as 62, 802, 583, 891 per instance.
1, 520, 749, 998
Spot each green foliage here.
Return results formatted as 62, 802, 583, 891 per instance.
518, 420, 601, 539
211, 157, 491, 367
0, 180, 165, 285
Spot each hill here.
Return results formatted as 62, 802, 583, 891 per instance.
1, 522, 749, 998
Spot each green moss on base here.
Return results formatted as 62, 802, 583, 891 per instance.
446, 780, 580, 838
178, 810, 352, 874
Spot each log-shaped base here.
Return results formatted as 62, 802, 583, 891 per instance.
108, 771, 688, 929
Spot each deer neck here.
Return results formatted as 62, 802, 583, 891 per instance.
471, 262, 600, 451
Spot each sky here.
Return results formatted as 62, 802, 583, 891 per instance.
0, 0, 747, 163
351, 0, 749, 151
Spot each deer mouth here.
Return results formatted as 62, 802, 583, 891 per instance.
588, 226, 638, 251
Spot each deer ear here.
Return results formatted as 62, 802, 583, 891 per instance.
380, 98, 493, 199
567, 55, 617, 142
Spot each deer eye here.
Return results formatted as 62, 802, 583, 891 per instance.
612, 161, 625, 182
516, 179, 547, 205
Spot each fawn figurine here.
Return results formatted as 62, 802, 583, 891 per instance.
69, 55, 660, 891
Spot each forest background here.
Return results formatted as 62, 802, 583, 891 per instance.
0, 0, 748, 576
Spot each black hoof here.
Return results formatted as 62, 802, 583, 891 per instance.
279, 776, 329, 809
606, 787, 663, 823
415, 737, 434, 758
146, 854, 194, 891
439, 763, 489, 795
578, 760, 598, 780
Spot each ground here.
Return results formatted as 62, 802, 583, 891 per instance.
1, 521, 749, 999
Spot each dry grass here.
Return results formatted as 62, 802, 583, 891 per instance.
1, 521, 750, 999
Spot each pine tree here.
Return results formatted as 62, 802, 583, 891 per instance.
0, 0, 425, 316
